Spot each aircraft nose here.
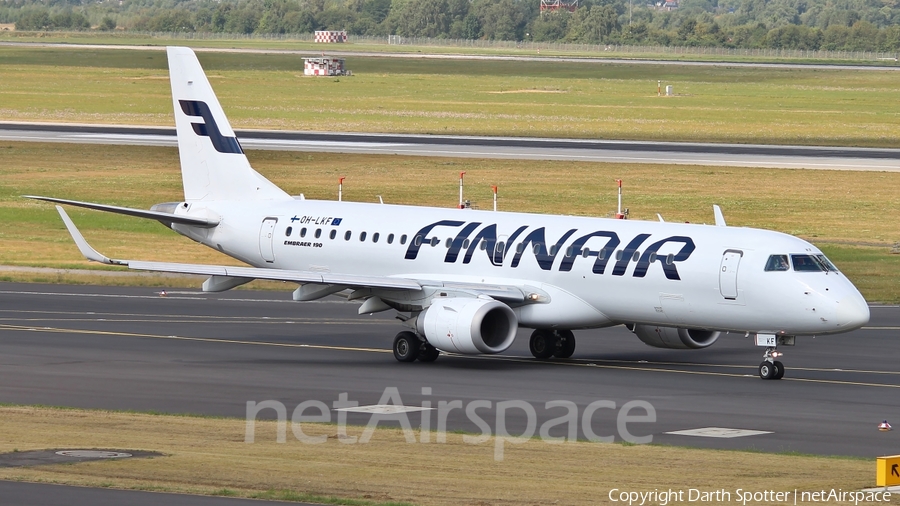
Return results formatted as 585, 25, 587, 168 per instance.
834, 293, 869, 330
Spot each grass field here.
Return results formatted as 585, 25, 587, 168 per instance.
2, 46, 900, 146
5, 30, 900, 65
0, 405, 879, 505
3, 142, 900, 301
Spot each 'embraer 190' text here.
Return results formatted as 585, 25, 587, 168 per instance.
404, 220, 695, 280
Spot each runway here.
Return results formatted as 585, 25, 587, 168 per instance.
3, 41, 900, 72
1, 282, 897, 460
2, 121, 899, 170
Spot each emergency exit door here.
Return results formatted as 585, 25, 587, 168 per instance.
719, 250, 742, 299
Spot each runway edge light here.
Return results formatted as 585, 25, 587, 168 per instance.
876, 455, 900, 487
879, 420, 892, 431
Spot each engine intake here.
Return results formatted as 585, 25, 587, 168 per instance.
630, 324, 720, 350
417, 297, 517, 354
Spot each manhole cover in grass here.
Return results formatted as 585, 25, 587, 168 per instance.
0, 449, 161, 467
55, 450, 132, 458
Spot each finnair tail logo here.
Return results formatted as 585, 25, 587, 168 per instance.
179, 100, 243, 154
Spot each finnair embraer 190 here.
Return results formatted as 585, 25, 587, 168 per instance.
28, 47, 870, 380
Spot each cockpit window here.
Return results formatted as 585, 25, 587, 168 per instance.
791, 254, 828, 272
816, 255, 839, 272
765, 254, 789, 271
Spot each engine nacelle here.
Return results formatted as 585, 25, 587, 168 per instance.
417, 297, 517, 354
631, 324, 720, 350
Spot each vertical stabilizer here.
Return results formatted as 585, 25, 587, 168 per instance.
167, 46, 291, 202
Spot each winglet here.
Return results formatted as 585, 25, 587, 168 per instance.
713, 205, 727, 227
55, 206, 124, 265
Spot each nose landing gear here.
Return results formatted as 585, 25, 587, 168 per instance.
758, 347, 785, 380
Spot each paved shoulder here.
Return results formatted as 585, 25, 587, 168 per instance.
0, 481, 317, 506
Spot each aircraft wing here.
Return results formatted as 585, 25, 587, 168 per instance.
55, 205, 420, 291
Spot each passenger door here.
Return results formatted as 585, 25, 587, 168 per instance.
259, 217, 278, 263
719, 250, 742, 299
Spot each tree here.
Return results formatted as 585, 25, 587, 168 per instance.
99, 15, 116, 30
472, 0, 525, 40
568, 4, 621, 43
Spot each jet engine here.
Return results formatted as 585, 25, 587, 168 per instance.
630, 324, 720, 350
416, 297, 517, 354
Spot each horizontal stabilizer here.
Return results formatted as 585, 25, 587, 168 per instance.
28, 196, 218, 227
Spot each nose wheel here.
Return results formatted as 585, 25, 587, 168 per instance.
758, 347, 785, 380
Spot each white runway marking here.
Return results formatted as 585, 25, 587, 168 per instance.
665, 427, 773, 438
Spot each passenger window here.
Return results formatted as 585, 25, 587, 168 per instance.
414, 235, 422, 246
566, 246, 574, 257
496, 241, 505, 253
300, 228, 307, 238
765, 254, 790, 272
532, 243, 541, 254
445, 238, 452, 248
430, 237, 439, 247
550, 245, 558, 255
516, 243, 525, 254
387, 233, 394, 244
480, 240, 487, 251
615, 250, 623, 261
373, 232, 380, 243
285, 226, 293, 237
632, 251, 640, 262
582, 248, 591, 258
649, 252, 657, 263
400, 234, 407, 245
344, 230, 351, 241
315, 228, 322, 239
666, 254, 674, 265
462, 239, 470, 249
360, 231, 367, 242
329, 230, 336, 240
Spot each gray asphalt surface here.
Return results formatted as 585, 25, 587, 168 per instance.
0, 282, 897, 458
0, 481, 318, 506
2, 122, 899, 170
1, 281, 898, 505
3, 41, 900, 71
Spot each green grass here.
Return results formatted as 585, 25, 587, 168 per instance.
5, 30, 900, 66
0, 405, 879, 506
3, 46, 900, 146
3, 142, 900, 300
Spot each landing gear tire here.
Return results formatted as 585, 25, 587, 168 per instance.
772, 360, 785, 380
530, 329, 557, 359
553, 330, 576, 359
418, 343, 440, 362
393, 331, 420, 362
758, 361, 776, 380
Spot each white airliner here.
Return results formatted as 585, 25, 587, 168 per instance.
28, 47, 869, 380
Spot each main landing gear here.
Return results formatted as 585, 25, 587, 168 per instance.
529, 329, 576, 359
392, 331, 441, 363
758, 347, 785, 380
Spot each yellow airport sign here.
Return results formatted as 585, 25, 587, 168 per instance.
877, 455, 900, 487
